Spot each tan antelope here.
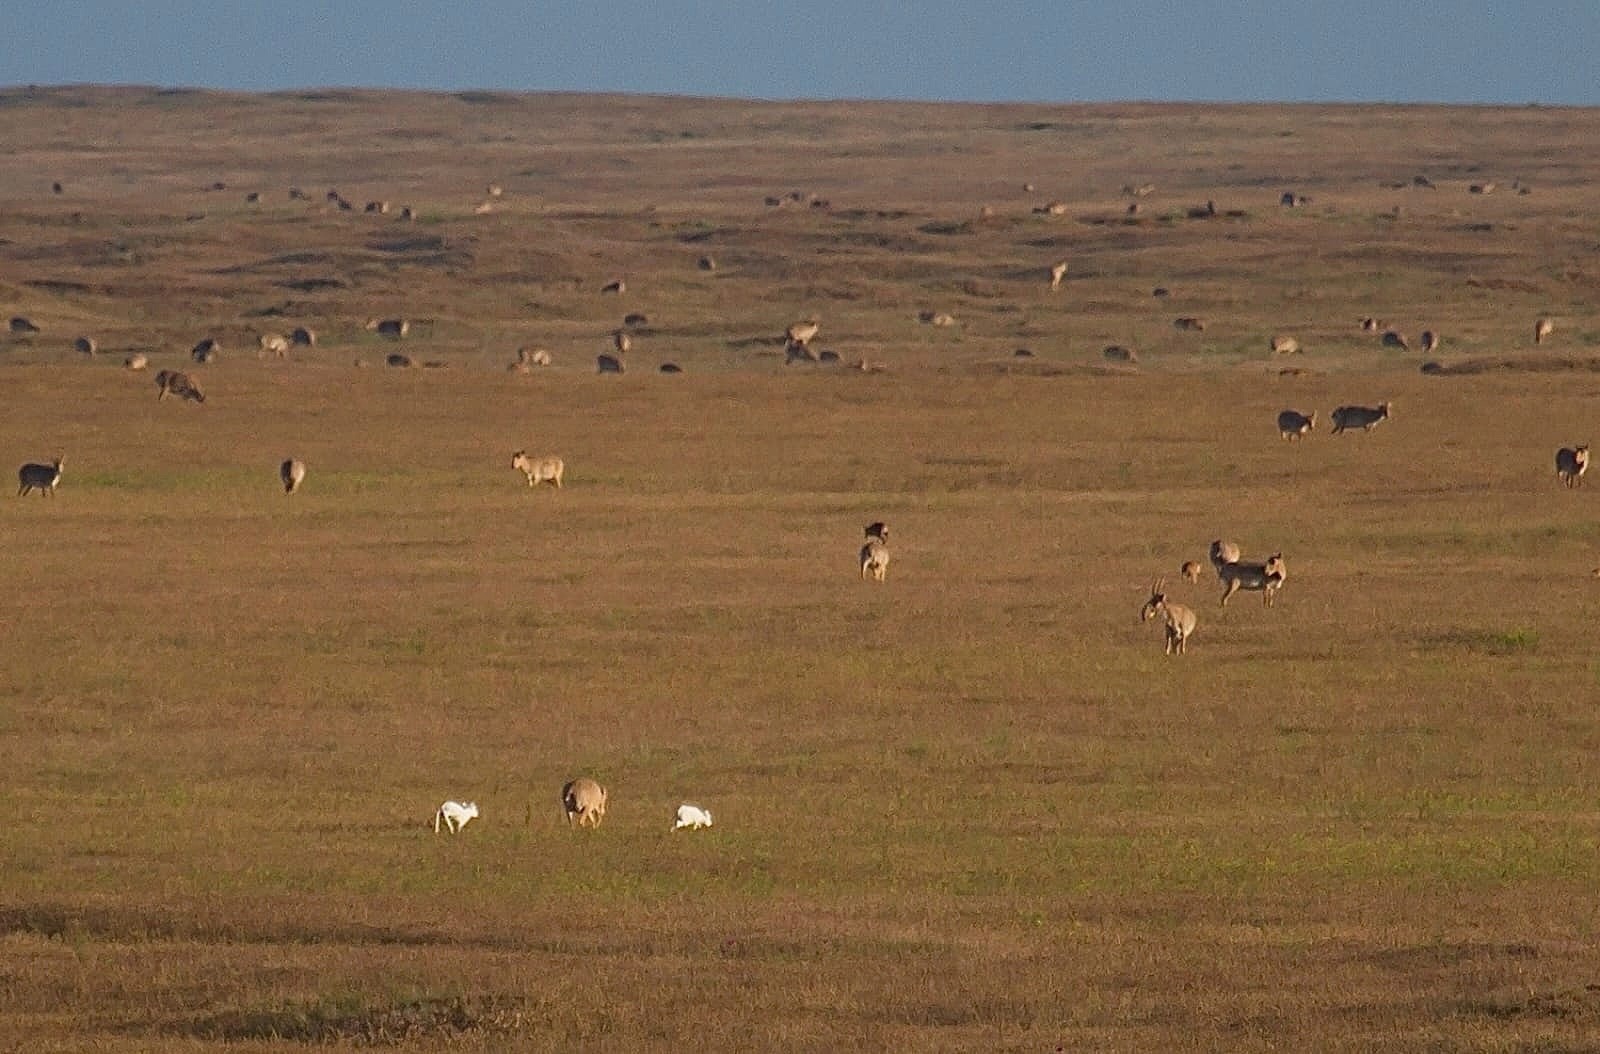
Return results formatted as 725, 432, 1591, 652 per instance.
1209, 540, 1241, 578
517, 346, 552, 367
597, 353, 624, 374
280, 458, 306, 494
73, 336, 96, 356
613, 330, 631, 354
1380, 330, 1409, 350
1173, 316, 1206, 331
1420, 330, 1439, 353
1049, 261, 1068, 290
511, 451, 563, 488
1277, 409, 1316, 440
1219, 553, 1287, 608
1535, 317, 1555, 344
1269, 334, 1301, 355
786, 320, 820, 346
1330, 402, 1391, 433
1102, 345, 1137, 364
600, 279, 626, 294
1141, 579, 1197, 655
190, 337, 220, 363
918, 310, 956, 327
154, 370, 205, 403
1556, 446, 1589, 488
1360, 317, 1383, 333
258, 333, 290, 358
562, 777, 607, 828
1180, 560, 1203, 583
124, 353, 149, 371
290, 326, 317, 346
17, 457, 63, 497
860, 535, 890, 582
366, 318, 409, 339
9, 316, 40, 334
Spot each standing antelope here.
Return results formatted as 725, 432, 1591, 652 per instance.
280, 458, 306, 494
1535, 317, 1555, 344
1556, 446, 1589, 488
17, 457, 63, 497
1141, 579, 1197, 655
1180, 560, 1203, 583
860, 535, 890, 582
1218, 553, 1287, 608
1049, 261, 1068, 290
562, 777, 607, 828
511, 451, 563, 488
155, 370, 205, 403
1330, 403, 1391, 433
1277, 410, 1316, 440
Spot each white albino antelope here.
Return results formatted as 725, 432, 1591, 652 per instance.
674, 804, 714, 830
562, 777, 607, 828
280, 458, 307, 494
1218, 553, 1287, 608
1140, 578, 1196, 656
511, 451, 563, 488
1556, 446, 1589, 488
434, 800, 478, 833
17, 457, 63, 498
1276, 409, 1316, 440
1330, 403, 1391, 434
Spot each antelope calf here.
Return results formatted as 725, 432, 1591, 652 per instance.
1277, 409, 1316, 440
1556, 446, 1589, 488
17, 457, 63, 497
1180, 560, 1202, 583
1330, 403, 1391, 433
1141, 579, 1197, 655
562, 777, 607, 828
280, 458, 306, 494
511, 451, 563, 488
1218, 553, 1287, 608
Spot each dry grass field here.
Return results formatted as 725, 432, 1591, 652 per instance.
4, 86, 1600, 1051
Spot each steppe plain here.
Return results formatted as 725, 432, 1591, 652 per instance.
3, 87, 1600, 1050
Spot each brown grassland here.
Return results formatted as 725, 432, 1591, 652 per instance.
4, 86, 1600, 1051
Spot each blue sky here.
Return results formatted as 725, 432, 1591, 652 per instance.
6, 2, 1599, 105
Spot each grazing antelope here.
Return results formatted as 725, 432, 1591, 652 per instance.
697, 255, 716, 271
290, 326, 317, 346
17, 457, 63, 498
1380, 330, 1409, 350
280, 458, 306, 494
1173, 316, 1206, 331
1180, 560, 1202, 584
124, 353, 148, 371
1269, 335, 1301, 355
73, 336, 96, 356
1277, 409, 1316, 440
613, 330, 631, 354
597, 353, 624, 374
1141, 579, 1197, 656
366, 318, 409, 339
191, 337, 220, 363
1219, 553, 1287, 608
399, 206, 415, 220
1535, 317, 1554, 344
9, 316, 40, 334
674, 804, 713, 830
1330, 403, 1391, 433
519, 347, 551, 367
511, 451, 563, 488
860, 536, 890, 582
434, 800, 478, 834
385, 353, 413, 368
600, 279, 626, 294
154, 369, 205, 403
659, 362, 682, 374
486, 183, 503, 198
1360, 317, 1383, 333
562, 777, 607, 828
472, 200, 494, 215
258, 333, 290, 358
918, 311, 956, 327
1103, 345, 1137, 364
1556, 446, 1589, 488
1420, 330, 1439, 353
1049, 261, 1068, 290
